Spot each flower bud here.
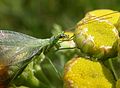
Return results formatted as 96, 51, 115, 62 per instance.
64, 57, 115, 88
74, 19, 119, 59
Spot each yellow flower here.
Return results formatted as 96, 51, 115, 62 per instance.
74, 17, 119, 59
85, 9, 120, 26
64, 57, 115, 88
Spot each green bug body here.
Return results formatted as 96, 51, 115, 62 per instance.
0, 30, 65, 87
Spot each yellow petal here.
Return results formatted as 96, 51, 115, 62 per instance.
64, 57, 115, 88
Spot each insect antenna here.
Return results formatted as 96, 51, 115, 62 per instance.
39, 11, 120, 80
76, 11, 119, 27
67, 11, 119, 31
57, 11, 120, 51
83, 11, 118, 22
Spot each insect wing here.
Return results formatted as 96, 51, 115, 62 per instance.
0, 30, 50, 66
0, 45, 40, 66
0, 30, 38, 46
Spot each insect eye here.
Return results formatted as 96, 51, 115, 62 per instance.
59, 34, 67, 38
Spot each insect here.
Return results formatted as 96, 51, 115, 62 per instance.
0, 30, 66, 88
0, 10, 119, 88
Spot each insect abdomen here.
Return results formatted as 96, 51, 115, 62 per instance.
0, 65, 8, 88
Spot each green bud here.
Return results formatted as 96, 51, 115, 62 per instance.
74, 19, 119, 59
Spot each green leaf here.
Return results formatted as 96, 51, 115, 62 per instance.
107, 57, 120, 80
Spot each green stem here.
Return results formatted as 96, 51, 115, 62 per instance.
46, 56, 62, 80
34, 64, 52, 87
108, 59, 118, 80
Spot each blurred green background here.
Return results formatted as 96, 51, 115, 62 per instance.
0, 0, 120, 88
0, 0, 120, 38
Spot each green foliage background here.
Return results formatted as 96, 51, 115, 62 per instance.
0, 0, 120, 38
0, 0, 120, 88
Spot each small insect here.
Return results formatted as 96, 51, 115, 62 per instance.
0, 30, 66, 88
0, 10, 119, 88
